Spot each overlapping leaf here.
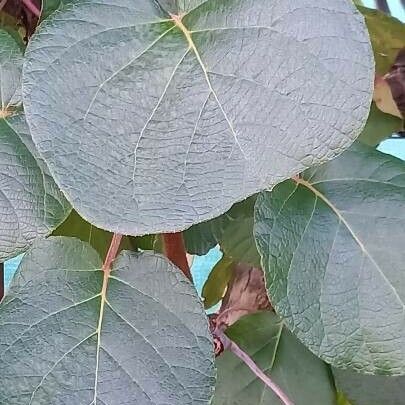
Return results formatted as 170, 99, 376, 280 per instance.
0, 236, 215, 404
334, 368, 405, 405
0, 30, 23, 111
52, 209, 155, 257
213, 312, 336, 405
357, 5, 405, 74
254, 142, 405, 375
23, 0, 373, 235
0, 30, 70, 260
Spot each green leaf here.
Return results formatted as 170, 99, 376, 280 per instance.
202, 255, 233, 309
0, 112, 71, 260
334, 368, 405, 405
337, 392, 353, 405
184, 196, 256, 256
23, 0, 373, 235
40, 0, 74, 20
0, 29, 23, 110
0, 236, 215, 404
221, 216, 261, 267
357, 6, 405, 74
52, 209, 153, 258
254, 142, 405, 375
0, 30, 70, 260
358, 102, 402, 146
212, 312, 336, 405
184, 214, 230, 256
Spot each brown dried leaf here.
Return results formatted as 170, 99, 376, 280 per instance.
216, 263, 271, 329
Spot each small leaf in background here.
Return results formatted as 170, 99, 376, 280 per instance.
220, 217, 261, 267
23, 0, 373, 235
40, 0, 74, 20
184, 195, 256, 256
358, 102, 402, 146
52, 210, 155, 258
0, 30, 70, 260
255, 142, 405, 375
202, 255, 233, 310
334, 368, 405, 405
0, 237, 215, 404
357, 6, 405, 74
212, 312, 336, 405
184, 214, 231, 256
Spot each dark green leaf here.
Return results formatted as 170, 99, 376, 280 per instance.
184, 196, 256, 256
52, 210, 153, 257
334, 368, 405, 405
184, 214, 230, 256
23, 0, 373, 235
358, 102, 402, 146
202, 255, 233, 309
0, 236, 215, 404
254, 142, 405, 375
213, 312, 336, 405
221, 217, 261, 267
357, 6, 405, 74
40, 0, 74, 20
52, 210, 114, 257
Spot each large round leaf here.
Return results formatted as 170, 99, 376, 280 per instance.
0, 237, 215, 404
22, 0, 374, 235
254, 142, 405, 375
213, 312, 336, 405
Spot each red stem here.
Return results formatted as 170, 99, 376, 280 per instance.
162, 233, 192, 280
0, 262, 4, 301
218, 331, 294, 405
22, 0, 41, 18
102, 234, 123, 272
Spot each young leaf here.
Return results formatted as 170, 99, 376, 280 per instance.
254, 142, 405, 375
0, 237, 215, 404
212, 312, 336, 405
23, 0, 373, 236
333, 368, 405, 405
202, 255, 233, 310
